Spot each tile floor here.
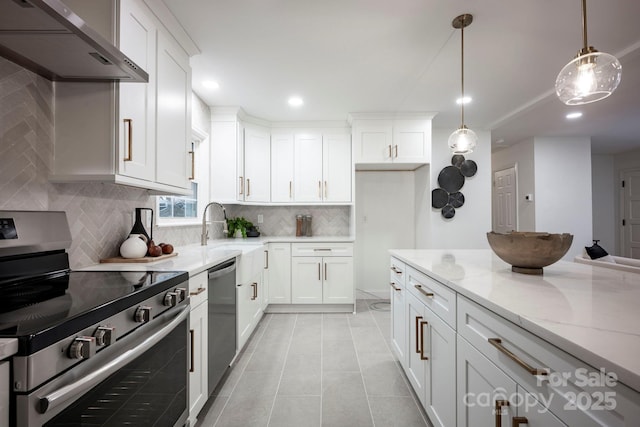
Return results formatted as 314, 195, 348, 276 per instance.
194, 299, 430, 427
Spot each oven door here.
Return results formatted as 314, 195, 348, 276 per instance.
16, 305, 189, 427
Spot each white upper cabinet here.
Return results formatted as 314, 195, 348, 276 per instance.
322, 134, 351, 203
270, 133, 295, 203
51, 0, 193, 194
294, 133, 324, 203
351, 114, 434, 170
243, 125, 271, 202
210, 111, 242, 203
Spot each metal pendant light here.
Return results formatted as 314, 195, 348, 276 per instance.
555, 0, 622, 105
448, 14, 477, 155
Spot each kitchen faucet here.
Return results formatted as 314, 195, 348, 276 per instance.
201, 202, 228, 245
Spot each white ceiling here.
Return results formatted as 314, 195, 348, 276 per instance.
163, 0, 640, 154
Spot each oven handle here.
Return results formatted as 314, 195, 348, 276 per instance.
37, 305, 189, 415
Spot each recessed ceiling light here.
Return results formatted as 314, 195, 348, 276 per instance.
566, 112, 583, 119
456, 96, 472, 105
288, 96, 304, 107
202, 80, 219, 90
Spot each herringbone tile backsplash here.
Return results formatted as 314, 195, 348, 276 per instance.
1, 58, 351, 268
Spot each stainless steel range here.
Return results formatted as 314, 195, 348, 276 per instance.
0, 211, 190, 427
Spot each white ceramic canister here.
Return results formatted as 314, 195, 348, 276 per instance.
119, 234, 148, 258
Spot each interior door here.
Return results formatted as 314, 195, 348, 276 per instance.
493, 167, 517, 233
621, 169, 640, 258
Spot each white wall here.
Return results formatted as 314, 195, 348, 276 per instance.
534, 137, 592, 258
423, 128, 492, 249
491, 139, 536, 231
591, 154, 616, 254
355, 171, 415, 297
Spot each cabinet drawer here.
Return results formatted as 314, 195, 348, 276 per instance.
189, 271, 208, 307
390, 257, 406, 288
406, 266, 456, 329
291, 242, 353, 257
458, 295, 640, 427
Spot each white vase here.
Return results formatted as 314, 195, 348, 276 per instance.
119, 234, 148, 258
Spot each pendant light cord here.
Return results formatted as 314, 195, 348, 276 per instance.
581, 0, 588, 50
460, 22, 465, 127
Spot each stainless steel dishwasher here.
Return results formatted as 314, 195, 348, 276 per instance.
207, 258, 237, 394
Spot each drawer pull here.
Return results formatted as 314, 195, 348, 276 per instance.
388, 144, 392, 158
189, 287, 206, 296
495, 400, 510, 427
314, 248, 332, 251
488, 338, 548, 376
251, 283, 257, 300
390, 266, 403, 275
189, 329, 195, 373
415, 316, 423, 354
414, 284, 434, 298
419, 320, 429, 360
512, 417, 528, 427
389, 282, 401, 291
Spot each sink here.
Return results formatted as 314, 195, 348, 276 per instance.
209, 242, 265, 283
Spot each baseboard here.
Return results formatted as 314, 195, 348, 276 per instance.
265, 303, 355, 313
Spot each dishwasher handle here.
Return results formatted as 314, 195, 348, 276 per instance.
208, 260, 236, 280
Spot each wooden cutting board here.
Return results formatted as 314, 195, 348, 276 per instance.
100, 252, 178, 263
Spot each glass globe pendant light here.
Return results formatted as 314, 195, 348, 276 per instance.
448, 14, 478, 154
555, 0, 622, 105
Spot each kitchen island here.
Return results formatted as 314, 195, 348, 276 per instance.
389, 249, 640, 427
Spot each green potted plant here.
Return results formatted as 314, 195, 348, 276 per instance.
226, 217, 254, 238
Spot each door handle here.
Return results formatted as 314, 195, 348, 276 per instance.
247, 178, 251, 196
239, 176, 244, 195
512, 417, 528, 427
415, 316, 423, 354
189, 329, 195, 373
123, 118, 133, 161
189, 150, 195, 180
419, 320, 429, 360
389, 282, 401, 291
495, 400, 510, 427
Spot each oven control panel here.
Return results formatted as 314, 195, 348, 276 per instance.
0, 218, 18, 239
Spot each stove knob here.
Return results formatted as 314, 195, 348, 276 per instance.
163, 291, 178, 307
174, 287, 187, 302
134, 306, 152, 323
68, 337, 96, 360
94, 326, 116, 346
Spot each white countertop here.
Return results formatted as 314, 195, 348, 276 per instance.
80, 236, 354, 276
389, 249, 640, 393
0, 338, 18, 359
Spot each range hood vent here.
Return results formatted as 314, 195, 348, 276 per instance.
0, 0, 148, 82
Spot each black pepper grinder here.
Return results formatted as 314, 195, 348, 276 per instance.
130, 207, 154, 242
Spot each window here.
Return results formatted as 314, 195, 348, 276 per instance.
157, 127, 209, 225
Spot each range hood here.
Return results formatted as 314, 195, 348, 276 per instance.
0, 0, 148, 82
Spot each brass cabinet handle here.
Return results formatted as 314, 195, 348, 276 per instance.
189, 150, 195, 180
318, 181, 322, 198
264, 250, 269, 269
324, 180, 328, 199
420, 320, 429, 360
189, 329, 195, 373
324, 262, 327, 280
239, 176, 244, 195
390, 266, 403, 275
414, 284, 434, 298
289, 181, 292, 198
488, 338, 548, 376
389, 282, 401, 291
123, 118, 133, 161
318, 263, 321, 281
512, 417, 528, 427
247, 178, 251, 196
495, 400, 510, 427
415, 316, 423, 354
250, 283, 257, 300
388, 144, 392, 158
189, 287, 206, 296
394, 144, 398, 158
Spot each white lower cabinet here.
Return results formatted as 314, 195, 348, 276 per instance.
188, 271, 208, 424
389, 258, 406, 367
266, 243, 292, 304
291, 243, 354, 305
237, 272, 263, 350
0, 361, 8, 427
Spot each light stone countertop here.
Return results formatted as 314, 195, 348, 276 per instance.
389, 249, 640, 393
0, 338, 18, 359
79, 236, 354, 276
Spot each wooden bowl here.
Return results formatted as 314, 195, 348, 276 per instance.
486, 231, 574, 275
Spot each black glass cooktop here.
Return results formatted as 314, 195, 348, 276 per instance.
0, 270, 188, 355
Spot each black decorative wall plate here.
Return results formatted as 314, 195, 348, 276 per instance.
437, 166, 465, 193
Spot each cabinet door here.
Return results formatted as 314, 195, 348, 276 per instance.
405, 292, 426, 405
291, 256, 323, 303
424, 309, 456, 427
0, 361, 8, 427
457, 336, 517, 427
188, 301, 208, 423
294, 133, 323, 202
516, 387, 567, 427
155, 31, 191, 189
267, 243, 292, 304
211, 120, 240, 202
322, 134, 352, 202
244, 126, 271, 202
390, 276, 406, 367
322, 257, 353, 304
271, 133, 295, 202
392, 120, 430, 163
353, 122, 393, 163
118, 0, 156, 181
